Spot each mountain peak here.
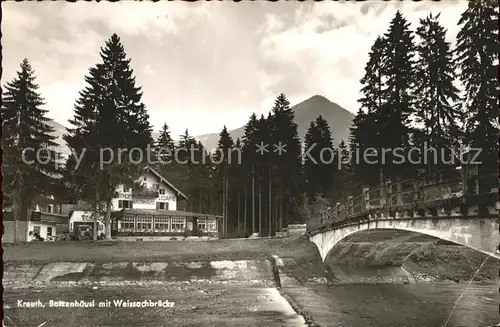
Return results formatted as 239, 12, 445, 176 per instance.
300, 95, 346, 109
307, 95, 330, 102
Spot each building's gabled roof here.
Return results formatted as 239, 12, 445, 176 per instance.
32, 194, 66, 205
144, 166, 188, 200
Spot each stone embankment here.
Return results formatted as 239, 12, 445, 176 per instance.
4, 232, 498, 289
4, 243, 497, 290
3, 260, 280, 289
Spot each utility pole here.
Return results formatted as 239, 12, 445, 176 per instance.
279, 195, 283, 233
244, 186, 247, 236
379, 167, 385, 207
252, 164, 255, 234
268, 167, 272, 237
258, 183, 262, 237
274, 195, 280, 233
279, 169, 283, 232
225, 173, 229, 238
199, 186, 202, 213
237, 190, 240, 236
222, 174, 225, 239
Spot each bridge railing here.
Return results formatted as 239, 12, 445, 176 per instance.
367, 187, 383, 208
421, 178, 463, 202
308, 170, 498, 234
386, 178, 415, 207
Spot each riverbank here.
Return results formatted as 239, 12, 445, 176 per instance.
4, 284, 308, 327
7, 281, 496, 327
4, 232, 498, 284
2, 235, 317, 264
4, 233, 498, 326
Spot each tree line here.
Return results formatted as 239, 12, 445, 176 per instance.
2, 1, 497, 242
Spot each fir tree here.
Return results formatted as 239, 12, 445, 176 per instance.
177, 129, 196, 166
228, 137, 246, 236
455, 0, 499, 190
155, 123, 175, 164
334, 139, 353, 202
414, 13, 462, 178
214, 126, 235, 166
215, 126, 235, 236
359, 37, 386, 116
315, 115, 336, 199
303, 121, 318, 200
353, 36, 386, 186
189, 140, 211, 214
241, 113, 259, 154
255, 114, 270, 235
379, 10, 417, 180
268, 93, 303, 229
64, 34, 153, 240
173, 128, 198, 211
2, 59, 62, 243
303, 116, 336, 201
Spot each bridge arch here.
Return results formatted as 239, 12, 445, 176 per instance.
308, 217, 499, 262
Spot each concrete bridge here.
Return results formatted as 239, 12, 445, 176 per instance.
307, 171, 499, 261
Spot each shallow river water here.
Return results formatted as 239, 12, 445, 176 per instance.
4, 282, 498, 327
284, 282, 499, 327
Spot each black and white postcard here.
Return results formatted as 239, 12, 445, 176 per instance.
2, 1, 499, 326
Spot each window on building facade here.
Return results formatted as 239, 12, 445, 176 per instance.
47, 226, 53, 236
47, 204, 53, 213
120, 185, 131, 192
118, 200, 133, 209
154, 216, 169, 231
159, 189, 165, 195
33, 225, 41, 235
136, 215, 153, 230
156, 202, 168, 210
171, 217, 185, 231
152, 183, 160, 190
198, 218, 207, 231
121, 216, 135, 230
208, 219, 216, 231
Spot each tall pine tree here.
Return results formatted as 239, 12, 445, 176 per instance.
303, 116, 336, 201
64, 34, 153, 240
214, 126, 235, 236
414, 13, 462, 178
303, 121, 318, 200
379, 10, 417, 180
352, 36, 386, 186
455, 0, 499, 192
155, 123, 175, 164
268, 93, 303, 230
334, 139, 353, 202
2, 59, 62, 243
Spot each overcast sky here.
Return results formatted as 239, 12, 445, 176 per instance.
3, 1, 467, 137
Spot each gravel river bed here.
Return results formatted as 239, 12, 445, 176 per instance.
4, 281, 498, 327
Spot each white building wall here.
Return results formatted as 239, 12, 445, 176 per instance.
112, 170, 178, 212
3, 221, 29, 243
3, 221, 59, 243
28, 222, 57, 241
69, 211, 105, 234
